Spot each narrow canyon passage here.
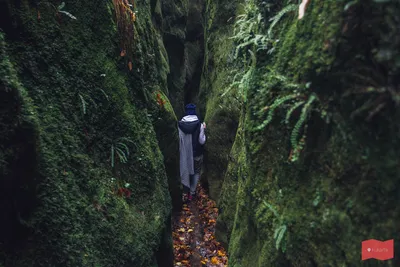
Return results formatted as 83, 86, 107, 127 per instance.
1, 0, 399, 266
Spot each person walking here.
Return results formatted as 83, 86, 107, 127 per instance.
178, 103, 206, 202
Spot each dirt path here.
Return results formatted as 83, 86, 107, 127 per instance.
172, 185, 228, 267
189, 199, 202, 266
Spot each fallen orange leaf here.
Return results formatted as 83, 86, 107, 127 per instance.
128, 61, 132, 71
211, 256, 219, 264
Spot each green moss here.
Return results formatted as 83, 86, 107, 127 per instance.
149, 89, 181, 211
215, 0, 400, 266
273, 0, 343, 82
158, 0, 190, 117
215, 107, 246, 248
0, 0, 176, 265
200, 0, 242, 200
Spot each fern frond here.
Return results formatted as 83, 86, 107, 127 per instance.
273, 226, 280, 240
115, 147, 128, 163
118, 137, 135, 145
78, 94, 87, 114
57, 2, 65, 10
262, 200, 280, 218
275, 225, 287, 250
111, 144, 115, 168
221, 85, 235, 97
249, 49, 256, 68
117, 142, 130, 157
267, 4, 297, 38
58, 10, 77, 20
285, 100, 305, 124
99, 88, 109, 101
87, 95, 98, 109
290, 94, 316, 149
255, 94, 299, 131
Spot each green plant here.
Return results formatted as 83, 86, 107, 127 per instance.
78, 93, 97, 115
37, 1, 77, 20
78, 87, 109, 115
226, 1, 300, 102
255, 93, 300, 130
98, 88, 110, 101
110, 137, 135, 168
230, 2, 299, 58
230, 0, 264, 59
57, 2, 77, 20
253, 71, 326, 162
263, 200, 287, 252
222, 49, 256, 103
288, 93, 317, 162
274, 224, 287, 251
285, 100, 305, 124
267, 4, 297, 38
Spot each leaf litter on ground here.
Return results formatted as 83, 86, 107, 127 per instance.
173, 185, 228, 267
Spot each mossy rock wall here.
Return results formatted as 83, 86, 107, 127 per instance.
216, 0, 400, 266
214, 107, 247, 249
0, 0, 181, 266
157, 0, 205, 119
199, 0, 242, 201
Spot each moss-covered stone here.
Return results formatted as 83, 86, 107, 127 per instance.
149, 89, 182, 212
199, 0, 242, 201
216, 0, 400, 266
215, 107, 246, 248
160, 0, 205, 118
0, 0, 181, 265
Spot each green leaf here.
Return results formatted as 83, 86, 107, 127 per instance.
273, 226, 280, 240
276, 225, 287, 250
58, 2, 65, 10
115, 147, 128, 163
344, 0, 358, 11
117, 142, 130, 156
111, 144, 115, 168
59, 10, 77, 20
221, 85, 234, 97
263, 200, 280, 218
99, 89, 109, 101
78, 94, 86, 114
285, 100, 305, 124
268, 4, 297, 38
87, 95, 98, 109
118, 137, 135, 145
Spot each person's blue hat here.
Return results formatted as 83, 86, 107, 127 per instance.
185, 103, 196, 115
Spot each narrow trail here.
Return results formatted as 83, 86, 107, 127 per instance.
172, 185, 228, 267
